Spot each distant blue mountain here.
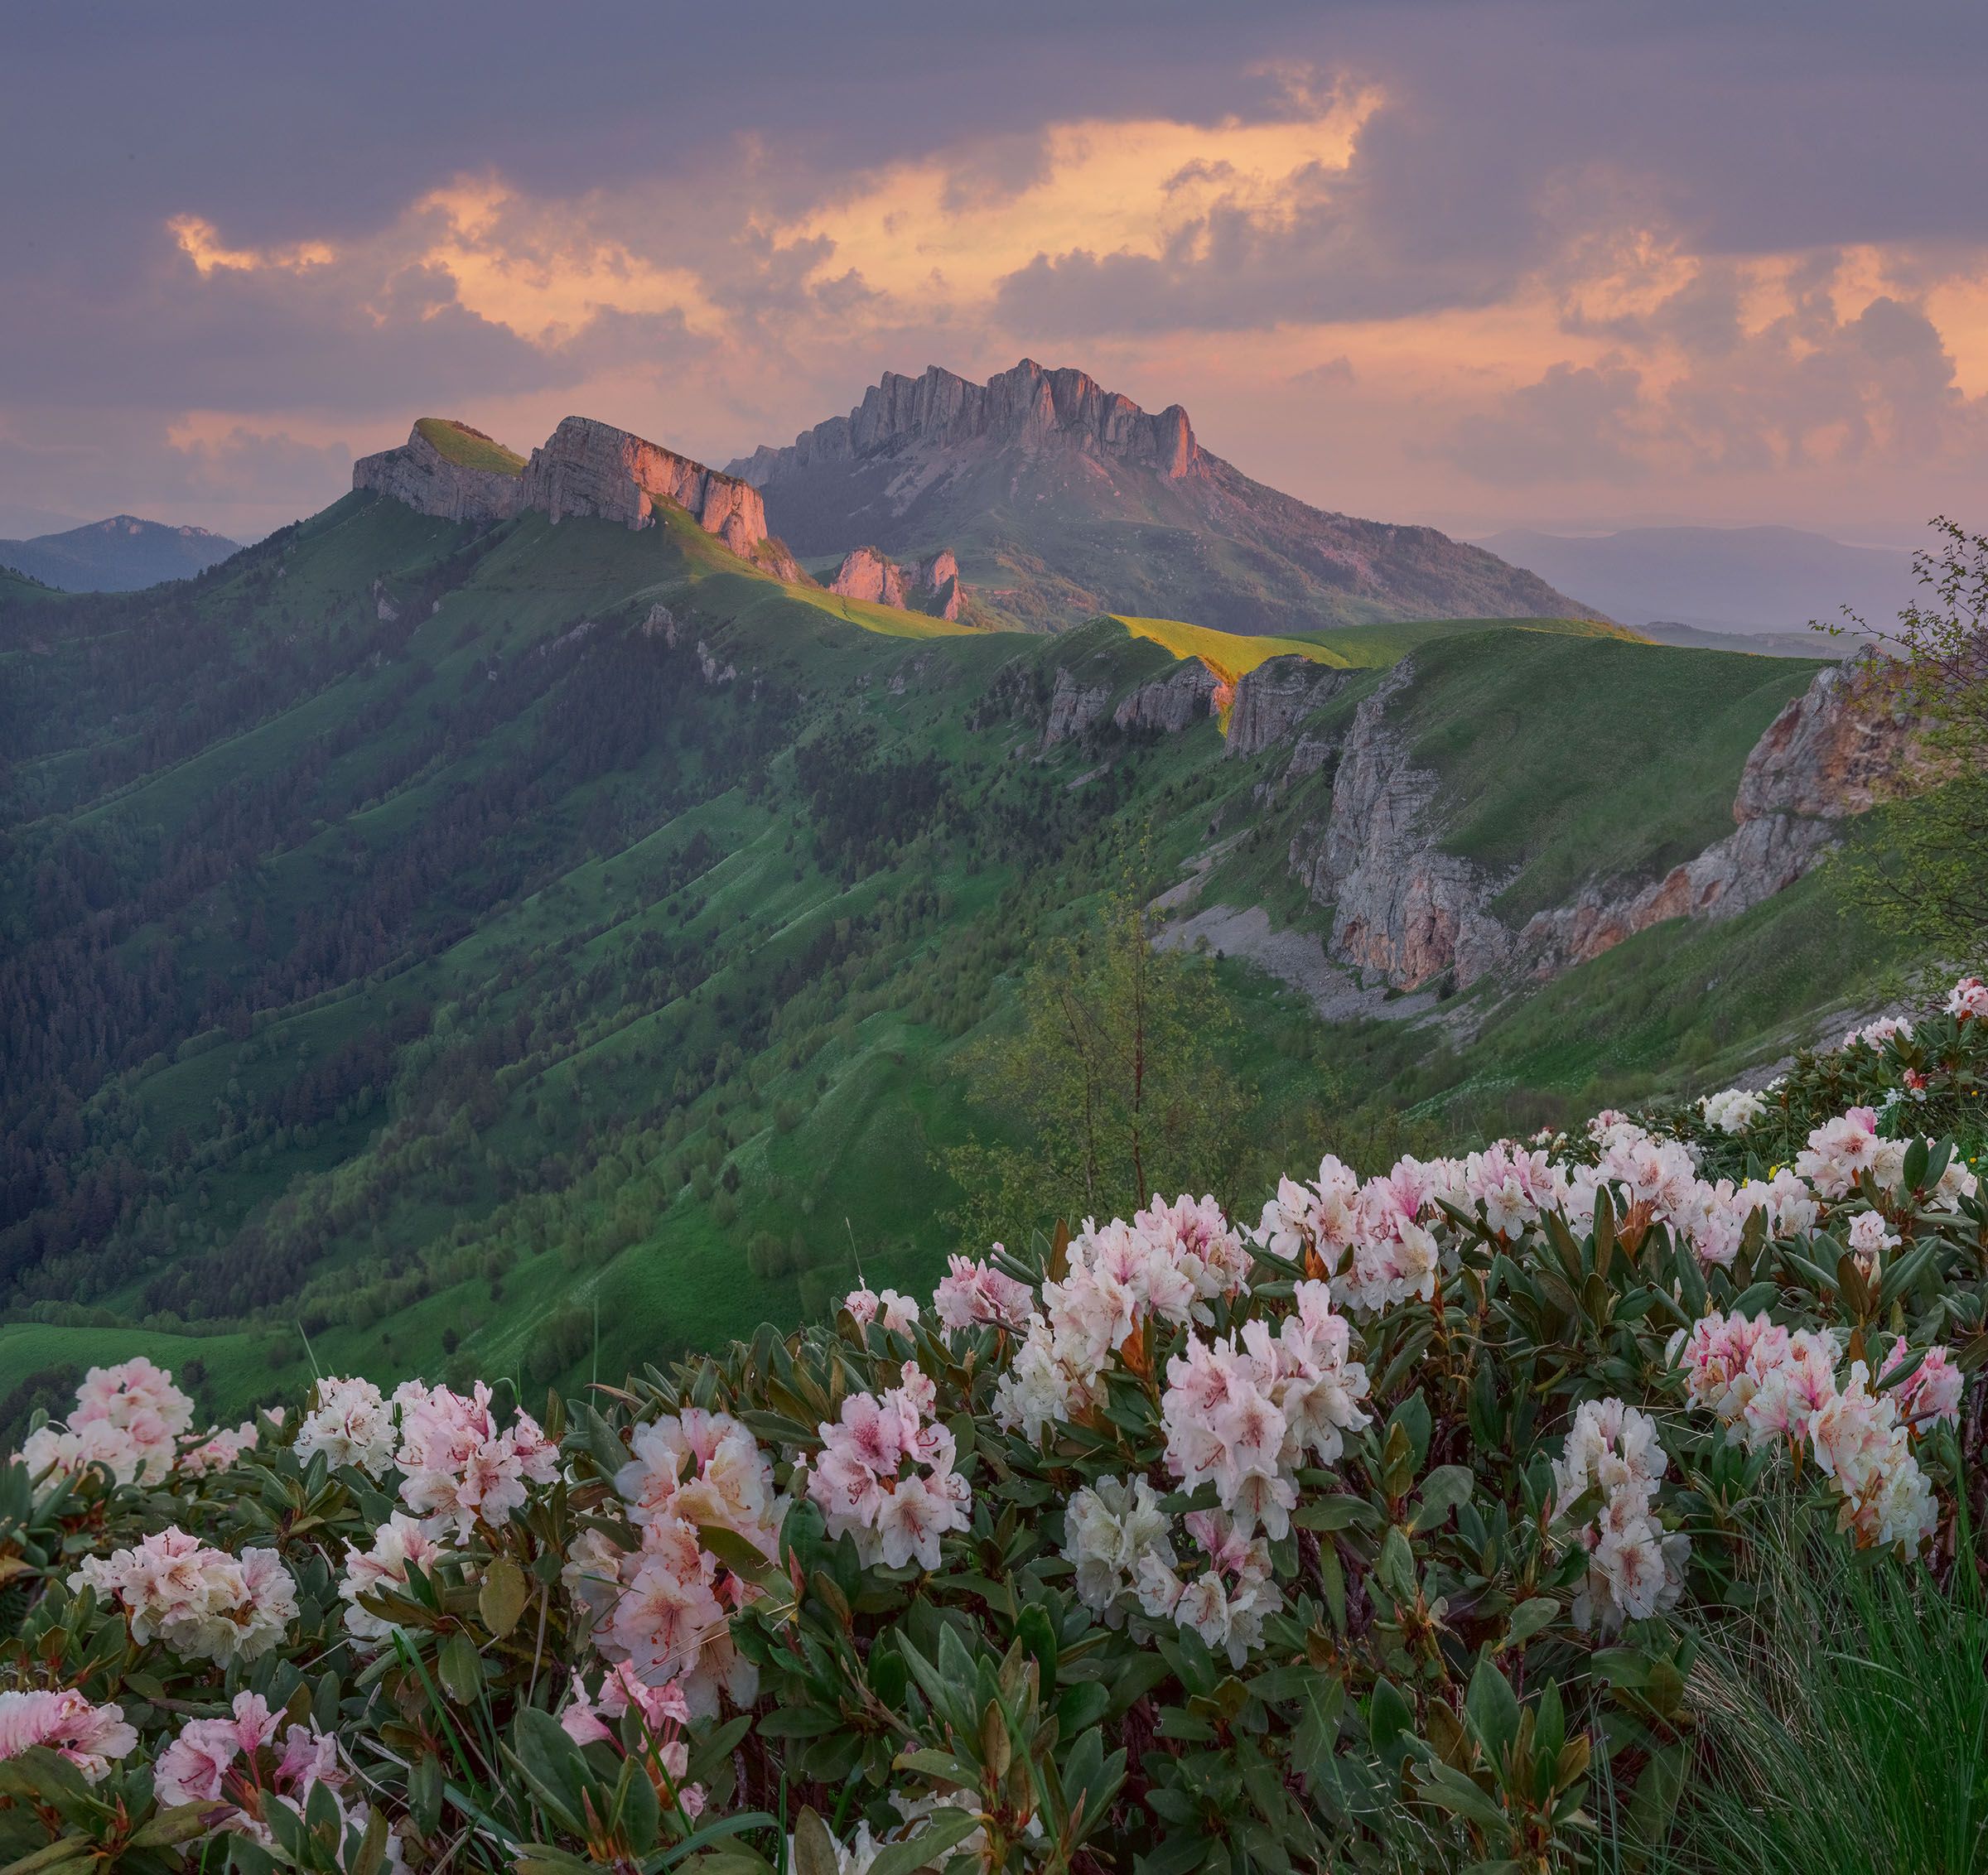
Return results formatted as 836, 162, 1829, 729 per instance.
1478, 524, 1917, 637
0, 514, 240, 592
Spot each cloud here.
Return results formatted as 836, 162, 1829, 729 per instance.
5, 2, 1988, 535
1441, 252, 1988, 491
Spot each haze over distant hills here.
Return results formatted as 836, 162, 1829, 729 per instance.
0, 514, 241, 592
731, 359, 1600, 634
1479, 525, 1918, 638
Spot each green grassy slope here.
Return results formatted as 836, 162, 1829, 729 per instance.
1405, 633, 1822, 918
414, 418, 526, 475
0, 502, 1903, 1416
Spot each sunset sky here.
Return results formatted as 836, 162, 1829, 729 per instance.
5, 0, 1986, 543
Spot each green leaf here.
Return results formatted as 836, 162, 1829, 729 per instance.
866, 1808, 983, 1875
131, 1802, 234, 1849
1410, 1465, 1474, 1533
478, 1554, 530, 1639
0, 1840, 96, 1875
789, 1810, 839, 1875
437, 1630, 484, 1704
1502, 1597, 1559, 1649
1464, 1657, 1521, 1762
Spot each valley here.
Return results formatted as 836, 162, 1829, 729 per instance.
0, 407, 1915, 1420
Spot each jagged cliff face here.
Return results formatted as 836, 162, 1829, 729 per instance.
353, 424, 524, 526
727, 359, 1605, 635
354, 417, 793, 571
519, 417, 770, 553
734, 359, 1197, 485
827, 543, 966, 620
1227, 656, 1350, 758
1261, 658, 1912, 991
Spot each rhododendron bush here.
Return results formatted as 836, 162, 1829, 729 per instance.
3, 983, 1988, 1874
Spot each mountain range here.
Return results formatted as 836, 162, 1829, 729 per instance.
0, 514, 242, 592
0, 393, 1916, 1412
729, 359, 1601, 633
1479, 524, 1918, 638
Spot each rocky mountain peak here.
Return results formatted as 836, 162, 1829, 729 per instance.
354, 416, 790, 570
730, 358, 1200, 485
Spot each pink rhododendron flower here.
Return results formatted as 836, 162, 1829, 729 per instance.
0, 1689, 137, 1781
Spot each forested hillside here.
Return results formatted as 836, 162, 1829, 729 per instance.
0, 490, 1908, 1415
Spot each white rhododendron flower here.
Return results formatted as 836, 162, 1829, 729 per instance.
295, 1376, 399, 1477
1552, 1399, 1687, 1634
71, 1528, 297, 1666
18, 1357, 196, 1489
1160, 1280, 1370, 1540
339, 1512, 451, 1645
1699, 1087, 1764, 1135
1064, 1475, 1176, 1625
1946, 976, 1988, 1020
805, 1365, 969, 1575
392, 1380, 559, 1539
931, 1252, 1033, 1333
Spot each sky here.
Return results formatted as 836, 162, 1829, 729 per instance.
3, 0, 1986, 545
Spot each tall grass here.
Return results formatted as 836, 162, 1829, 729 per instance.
1646, 1505, 1988, 1873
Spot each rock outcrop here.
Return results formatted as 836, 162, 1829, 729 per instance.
1227, 656, 1351, 756
353, 422, 524, 526
1286, 657, 1913, 991
1291, 668, 1517, 989
827, 544, 967, 620
518, 417, 769, 552
1114, 660, 1218, 733
355, 416, 795, 569
1040, 667, 1112, 749
733, 359, 1199, 487
828, 545, 907, 609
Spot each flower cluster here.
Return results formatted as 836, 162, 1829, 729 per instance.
70, 1527, 297, 1666
1698, 1087, 1765, 1135
1160, 1280, 1371, 1539
1064, 1475, 1175, 1627
1795, 1105, 1894, 1198
842, 1286, 922, 1334
1551, 1400, 1686, 1634
337, 1511, 451, 1646
155, 1690, 386, 1862
1839, 1015, 1913, 1051
994, 1198, 1252, 1436
571, 1409, 784, 1718
19, 1357, 195, 1488
176, 1419, 259, 1477
560, 1664, 706, 1820
931, 1252, 1034, 1333
1253, 1156, 1448, 1314
804, 1366, 970, 1575
295, 1376, 399, 1476
394, 1380, 559, 1539
0, 1689, 137, 1782
1134, 1511, 1284, 1667
1672, 1311, 1947, 1548
1947, 976, 1988, 1020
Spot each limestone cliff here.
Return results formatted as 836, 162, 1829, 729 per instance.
1281, 658, 1911, 991
519, 417, 770, 553
827, 543, 967, 620
355, 415, 798, 571
352, 422, 524, 526
1114, 660, 1218, 733
733, 359, 1198, 487
1227, 656, 1351, 757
